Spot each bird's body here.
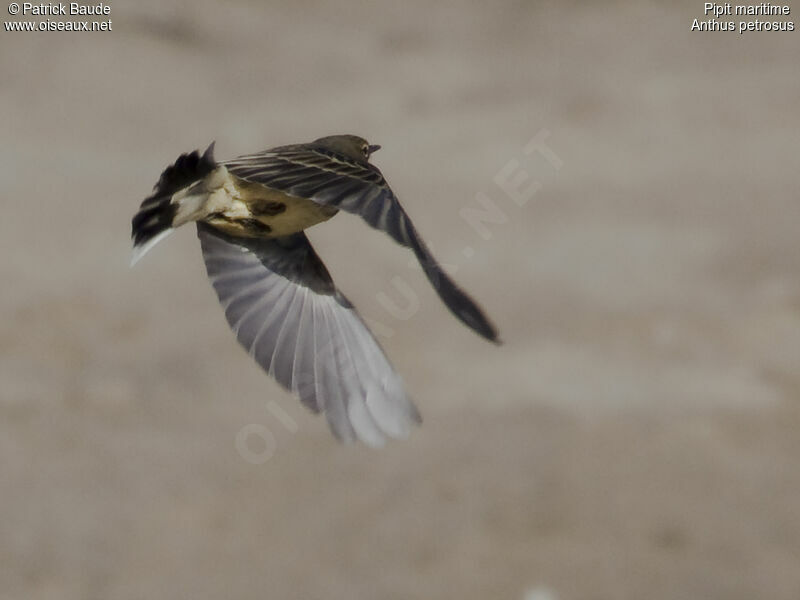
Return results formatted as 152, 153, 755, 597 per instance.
132, 135, 498, 446
204, 175, 339, 239
179, 164, 341, 239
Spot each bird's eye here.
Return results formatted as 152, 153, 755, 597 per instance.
362, 144, 370, 157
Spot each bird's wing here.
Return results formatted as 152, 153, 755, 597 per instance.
197, 222, 421, 446
223, 146, 499, 342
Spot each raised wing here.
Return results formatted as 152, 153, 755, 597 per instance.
224, 146, 499, 342
197, 223, 421, 446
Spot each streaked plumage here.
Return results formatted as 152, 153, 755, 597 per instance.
132, 135, 498, 446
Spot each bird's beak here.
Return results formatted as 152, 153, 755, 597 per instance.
368, 144, 381, 154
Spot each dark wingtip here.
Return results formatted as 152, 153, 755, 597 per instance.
451, 292, 501, 344
473, 317, 502, 345
406, 231, 501, 345
484, 321, 502, 345
479, 322, 502, 345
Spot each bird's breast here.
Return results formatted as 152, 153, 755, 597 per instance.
205, 176, 338, 238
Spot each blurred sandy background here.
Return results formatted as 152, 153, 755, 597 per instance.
2, 1, 799, 598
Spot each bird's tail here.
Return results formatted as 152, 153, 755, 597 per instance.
130, 142, 217, 266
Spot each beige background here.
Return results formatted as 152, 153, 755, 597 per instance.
2, 1, 799, 599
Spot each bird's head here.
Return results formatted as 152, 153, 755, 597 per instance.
313, 134, 381, 162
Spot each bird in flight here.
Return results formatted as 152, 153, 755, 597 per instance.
131, 135, 499, 446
